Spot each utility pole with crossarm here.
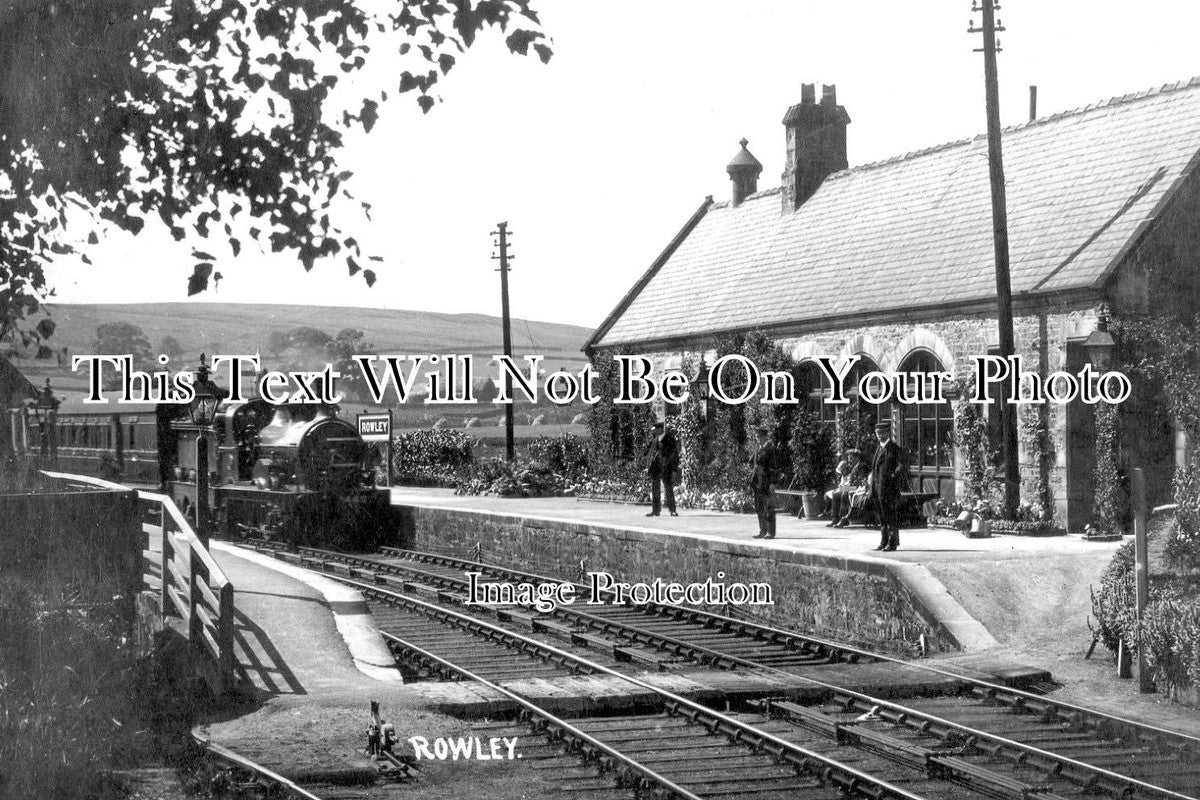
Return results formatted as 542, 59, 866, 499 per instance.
492, 222, 516, 462
970, 0, 1020, 518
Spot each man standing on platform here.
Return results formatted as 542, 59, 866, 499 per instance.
870, 421, 905, 551
751, 424, 778, 539
644, 420, 679, 517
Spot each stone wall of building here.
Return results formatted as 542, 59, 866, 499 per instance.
633, 301, 1104, 528
397, 505, 961, 654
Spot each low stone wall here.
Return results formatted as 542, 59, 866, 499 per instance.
396, 505, 968, 654
0, 484, 141, 602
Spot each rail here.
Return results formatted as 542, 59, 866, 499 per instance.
192, 733, 326, 800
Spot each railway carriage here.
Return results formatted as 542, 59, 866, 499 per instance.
8, 394, 391, 545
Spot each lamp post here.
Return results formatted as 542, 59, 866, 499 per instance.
189, 354, 221, 548
1082, 304, 1116, 372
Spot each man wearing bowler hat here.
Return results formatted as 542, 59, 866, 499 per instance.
870, 420, 905, 551
751, 424, 778, 539
644, 420, 679, 517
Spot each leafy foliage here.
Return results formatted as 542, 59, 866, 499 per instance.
0, 1, 551, 335
789, 408, 836, 492
1019, 403, 1054, 522
1091, 519, 1200, 698
525, 432, 588, 483
1090, 540, 1136, 653
1119, 313, 1200, 560
157, 335, 184, 358
325, 327, 376, 401
951, 378, 996, 506
92, 321, 152, 363
1091, 402, 1125, 535
391, 427, 473, 486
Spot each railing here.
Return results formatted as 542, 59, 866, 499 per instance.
139, 489, 237, 694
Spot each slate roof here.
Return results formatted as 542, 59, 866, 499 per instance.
592, 78, 1200, 349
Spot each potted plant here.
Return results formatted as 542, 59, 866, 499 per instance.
789, 410, 836, 519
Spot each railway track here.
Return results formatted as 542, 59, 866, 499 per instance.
251, 542, 1200, 799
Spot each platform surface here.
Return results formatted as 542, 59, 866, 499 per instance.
388, 487, 1121, 564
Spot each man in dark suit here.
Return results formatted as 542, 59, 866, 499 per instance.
871, 421, 905, 551
644, 420, 679, 517
751, 424, 778, 539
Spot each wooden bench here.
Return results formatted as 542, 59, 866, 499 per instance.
773, 488, 808, 515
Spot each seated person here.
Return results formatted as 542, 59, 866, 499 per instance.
825, 449, 868, 527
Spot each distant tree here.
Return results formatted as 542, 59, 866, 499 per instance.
266, 330, 289, 358
35, 345, 52, 359
159, 335, 184, 359
327, 328, 376, 402
287, 327, 333, 353
474, 378, 500, 403
93, 322, 152, 363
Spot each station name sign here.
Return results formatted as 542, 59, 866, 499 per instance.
357, 412, 392, 442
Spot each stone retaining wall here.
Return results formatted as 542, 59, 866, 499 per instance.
0, 485, 141, 602
397, 505, 963, 654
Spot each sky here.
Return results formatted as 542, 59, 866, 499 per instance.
43, 1, 1200, 329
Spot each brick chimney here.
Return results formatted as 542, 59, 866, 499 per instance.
781, 83, 850, 213
726, 138, 762, 207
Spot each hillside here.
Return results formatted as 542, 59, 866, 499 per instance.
10, 303, 593, 413
38, 303, 591, 364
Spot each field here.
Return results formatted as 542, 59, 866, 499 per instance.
11, 303, 593, 422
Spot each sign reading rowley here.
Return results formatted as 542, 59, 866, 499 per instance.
358, 411, 393, 487
357, 412, 392, 442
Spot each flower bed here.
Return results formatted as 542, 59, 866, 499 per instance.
928, 515, 1063, 537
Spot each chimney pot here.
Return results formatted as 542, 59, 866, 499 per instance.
726, 138, 763, 207
781, 84, 850, 213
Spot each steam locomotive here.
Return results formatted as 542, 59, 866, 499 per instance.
8, 393, 392, 544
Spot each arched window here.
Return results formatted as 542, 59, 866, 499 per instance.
794, 361, 837, 428
896, 350, 955, 498
841, 355, 883, 460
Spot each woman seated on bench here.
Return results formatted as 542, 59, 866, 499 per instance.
825, 449, 868, 528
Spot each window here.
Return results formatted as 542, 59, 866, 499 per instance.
794, 361, 837, 429
839, 355, 883, 460
896, 350, 955, 496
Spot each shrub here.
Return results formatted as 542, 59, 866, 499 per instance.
391, 428, 473, 486
1091, 514, 1200, 699
526, 433, 588, 483
1089, 540, 1136, 653
1142, 591, 1200, 697
456, 459, 566, 498
789, 409, 835, 492
1169, 451, 1200, 570
0, 588, 186, 800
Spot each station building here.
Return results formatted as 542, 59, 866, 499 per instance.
585, 80, 1200, 531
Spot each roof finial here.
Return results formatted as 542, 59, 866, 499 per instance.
739, 137, 749, 149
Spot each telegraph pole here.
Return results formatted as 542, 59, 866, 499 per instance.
970, 1, 1020, 517
492, 222, 516, 461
